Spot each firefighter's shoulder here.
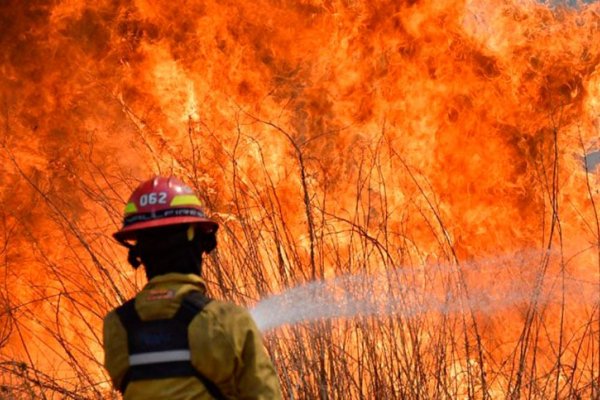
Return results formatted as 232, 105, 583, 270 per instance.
190, 300, 257, 335
188, 299, 258, 381
102, 309, 129, 389
103, 308, 126, 334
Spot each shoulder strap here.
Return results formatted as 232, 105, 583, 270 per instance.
115, 298, 140, 325
173, 290, 212, 323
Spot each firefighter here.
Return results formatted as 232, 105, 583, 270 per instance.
103, 176, 282, 399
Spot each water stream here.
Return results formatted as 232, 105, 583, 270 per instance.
250, 250, 590, 332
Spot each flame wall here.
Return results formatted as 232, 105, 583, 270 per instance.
1, 0, 600, 398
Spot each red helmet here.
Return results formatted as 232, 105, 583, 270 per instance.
113, 176, 218, 243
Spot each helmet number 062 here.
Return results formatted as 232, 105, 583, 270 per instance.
139, 192, 168, 207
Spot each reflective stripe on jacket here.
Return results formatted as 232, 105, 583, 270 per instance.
103, 273, 282, 400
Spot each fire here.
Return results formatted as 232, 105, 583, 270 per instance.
1, 0, 600, 398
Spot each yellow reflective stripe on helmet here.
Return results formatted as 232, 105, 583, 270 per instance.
124, 202, 138, 214
170, 195, 202, 207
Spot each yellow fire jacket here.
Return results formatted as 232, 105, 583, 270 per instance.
103, 273, 282, 400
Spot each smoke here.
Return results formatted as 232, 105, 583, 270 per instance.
545, 0, 598, 6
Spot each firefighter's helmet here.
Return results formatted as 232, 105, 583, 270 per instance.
113, 176, 218, 244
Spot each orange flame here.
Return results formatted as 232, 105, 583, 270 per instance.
1, 0, 600, 397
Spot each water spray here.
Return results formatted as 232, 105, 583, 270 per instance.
250, 250, 590, 332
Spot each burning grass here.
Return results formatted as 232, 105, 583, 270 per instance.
1, 0, 600, 398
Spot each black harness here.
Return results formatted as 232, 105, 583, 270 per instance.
115, 291, 226, 399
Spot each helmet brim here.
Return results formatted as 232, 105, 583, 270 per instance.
113, 216, 218, 243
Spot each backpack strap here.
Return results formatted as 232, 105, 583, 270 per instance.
114, 292, 226, 399
174, 290, 212, 323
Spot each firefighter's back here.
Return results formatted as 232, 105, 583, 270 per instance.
103, 273, 281, 400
